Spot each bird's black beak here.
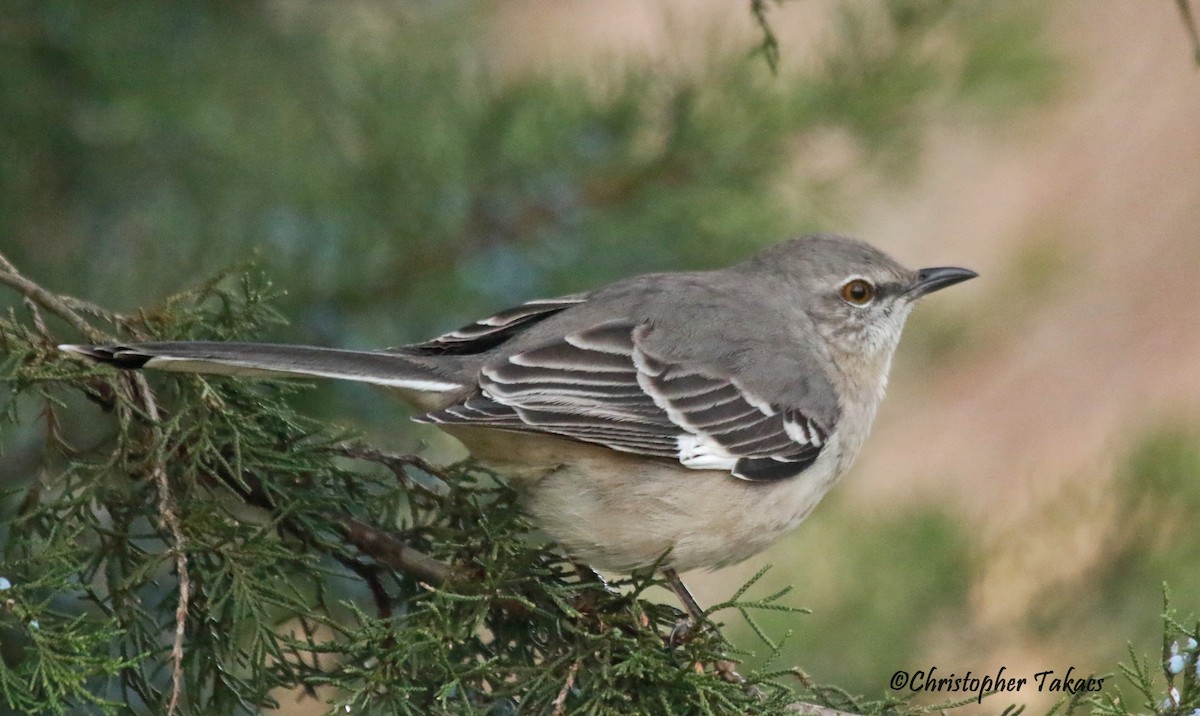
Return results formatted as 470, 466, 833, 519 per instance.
908, 266, 978, 298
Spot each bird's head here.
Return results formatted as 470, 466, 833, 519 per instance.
750, 234, 977, 374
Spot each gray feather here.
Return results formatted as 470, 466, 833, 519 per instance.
418, 319, 837, 481
59, 342, 465, 393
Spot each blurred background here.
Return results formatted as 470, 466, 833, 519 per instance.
1, 0, 1199, 710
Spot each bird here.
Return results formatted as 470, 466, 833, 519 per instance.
60, 234, 975, 622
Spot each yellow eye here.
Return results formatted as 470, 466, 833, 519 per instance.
839, 278, 876, 305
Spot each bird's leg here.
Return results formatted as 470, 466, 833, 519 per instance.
662, 567, 706, 645
662, 568, 749, 686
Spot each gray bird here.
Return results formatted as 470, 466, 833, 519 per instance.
61, 234, 975, 618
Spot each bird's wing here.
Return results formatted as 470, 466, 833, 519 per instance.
399, 294, 590, 356
417, 320, 836, 482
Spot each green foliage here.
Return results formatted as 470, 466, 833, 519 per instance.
1089, 589, 1200, 716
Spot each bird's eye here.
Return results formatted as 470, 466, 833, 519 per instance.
839, 278, 876, 306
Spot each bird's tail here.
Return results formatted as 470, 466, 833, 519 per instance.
59, 342, 466, 399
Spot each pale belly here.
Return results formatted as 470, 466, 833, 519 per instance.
444, 425, 851, 573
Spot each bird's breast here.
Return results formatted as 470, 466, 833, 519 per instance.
503, 430, 853, 573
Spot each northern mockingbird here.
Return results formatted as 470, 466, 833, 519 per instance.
61, 234, 975, 619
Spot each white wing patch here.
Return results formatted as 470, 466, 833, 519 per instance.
676, 433, 738, 470
783, 413, 824, 446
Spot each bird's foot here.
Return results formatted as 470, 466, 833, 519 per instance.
667, 616, 697, 648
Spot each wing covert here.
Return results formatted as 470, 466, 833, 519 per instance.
401, 294, 589, 356
417, 320, 835, 481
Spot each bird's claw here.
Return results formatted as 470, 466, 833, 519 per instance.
667, 616, 696, 648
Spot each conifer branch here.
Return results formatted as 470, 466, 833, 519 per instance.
130, 373, 189, 716
336, 516, 455, 586
331, 441, 449, 498
0, 251, 107, 343
1, 250, 191, 714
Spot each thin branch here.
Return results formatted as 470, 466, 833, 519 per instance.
750, 0, 782, 73
130, 373, 189, 716
332, 441, 450, 479
552, 660, 580, 716
336, 516, 455, 586
0, 250, 106, 343
331, 441, 448, 497
1177, 0, 1200, 64
334, 517, 566, 618
24, 297, 50, 340
60, 295, 129, 326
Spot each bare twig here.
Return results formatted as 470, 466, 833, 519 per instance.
130, 373, 189, 716
552, 660, 580, 716
1177, 0, 1200, 64
60, 294, 128, 326
335, 517, 573, 618
331, 441, 448, 496
0, 250, 106, 343
24, 297, 50, 340
332, 441, 450, 479
750, 0, 783, 73
337, 516, 455, 586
